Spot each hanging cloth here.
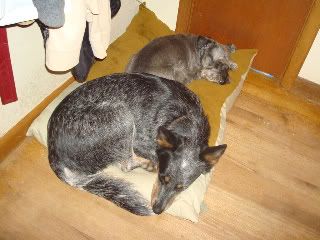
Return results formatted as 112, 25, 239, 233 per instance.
0, 27, 17, 105
45, 0, 111, 71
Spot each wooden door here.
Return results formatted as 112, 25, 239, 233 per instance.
176, 0, 315, 78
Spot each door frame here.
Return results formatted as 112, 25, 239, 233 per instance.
175, 0, 320, 90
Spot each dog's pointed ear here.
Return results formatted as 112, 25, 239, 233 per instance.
197, 36, 214, 48
197, 36, 215, 56
200, 144, 227, 171
226, 44, 236, 53
156, 126, 182, 150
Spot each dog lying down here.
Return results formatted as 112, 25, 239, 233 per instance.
126, 34, 238, 85
48, 73, 227, 215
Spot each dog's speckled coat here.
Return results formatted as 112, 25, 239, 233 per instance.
48, 73, 226, 215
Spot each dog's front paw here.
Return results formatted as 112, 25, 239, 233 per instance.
119, 163, 132, 173
119, 159, 137, 172
230, 62, 238, 70
141, 161, 158, 172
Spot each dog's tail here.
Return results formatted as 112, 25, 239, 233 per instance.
53, 166, 153, 216
82, 174, 153, 216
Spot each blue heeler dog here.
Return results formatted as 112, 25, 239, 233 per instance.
48, 73, 227, 215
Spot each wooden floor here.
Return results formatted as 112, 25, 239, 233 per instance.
1, 72, 320, 240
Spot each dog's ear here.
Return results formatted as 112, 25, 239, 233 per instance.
197, 36, 215, 57
226, 44, 236, 53
167, 115, 193, 137
156, 126, 182, 151
200, 144, 227, 171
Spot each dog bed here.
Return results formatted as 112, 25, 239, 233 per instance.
27, 5, 257, 222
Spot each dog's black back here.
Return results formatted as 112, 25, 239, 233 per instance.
48, 73, 226, 215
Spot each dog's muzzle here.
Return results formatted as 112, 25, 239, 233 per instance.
219, 77, 230, 85
151, 179, 177, 214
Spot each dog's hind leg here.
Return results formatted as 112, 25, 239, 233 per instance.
49, 105, 153, 215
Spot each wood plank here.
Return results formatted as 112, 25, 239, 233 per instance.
243, 71, 320, 125
290, 77, 320, 106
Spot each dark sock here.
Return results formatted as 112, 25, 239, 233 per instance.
36, 20, 49, 48
110, 0, 121, 18
71, 22, 95, 83
37, 0, 121, 81
71, 0, 121, 82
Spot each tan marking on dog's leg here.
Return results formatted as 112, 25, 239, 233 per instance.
119, 151, 154, 172
132, 152, 150, 164
132, 152, 158, 172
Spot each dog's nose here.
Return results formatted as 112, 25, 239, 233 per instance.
152, 203, 164, 214
219, 78, 230, 85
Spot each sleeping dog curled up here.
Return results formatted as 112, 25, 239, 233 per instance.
48, 73, 227, 215
126, 34, 238, 85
